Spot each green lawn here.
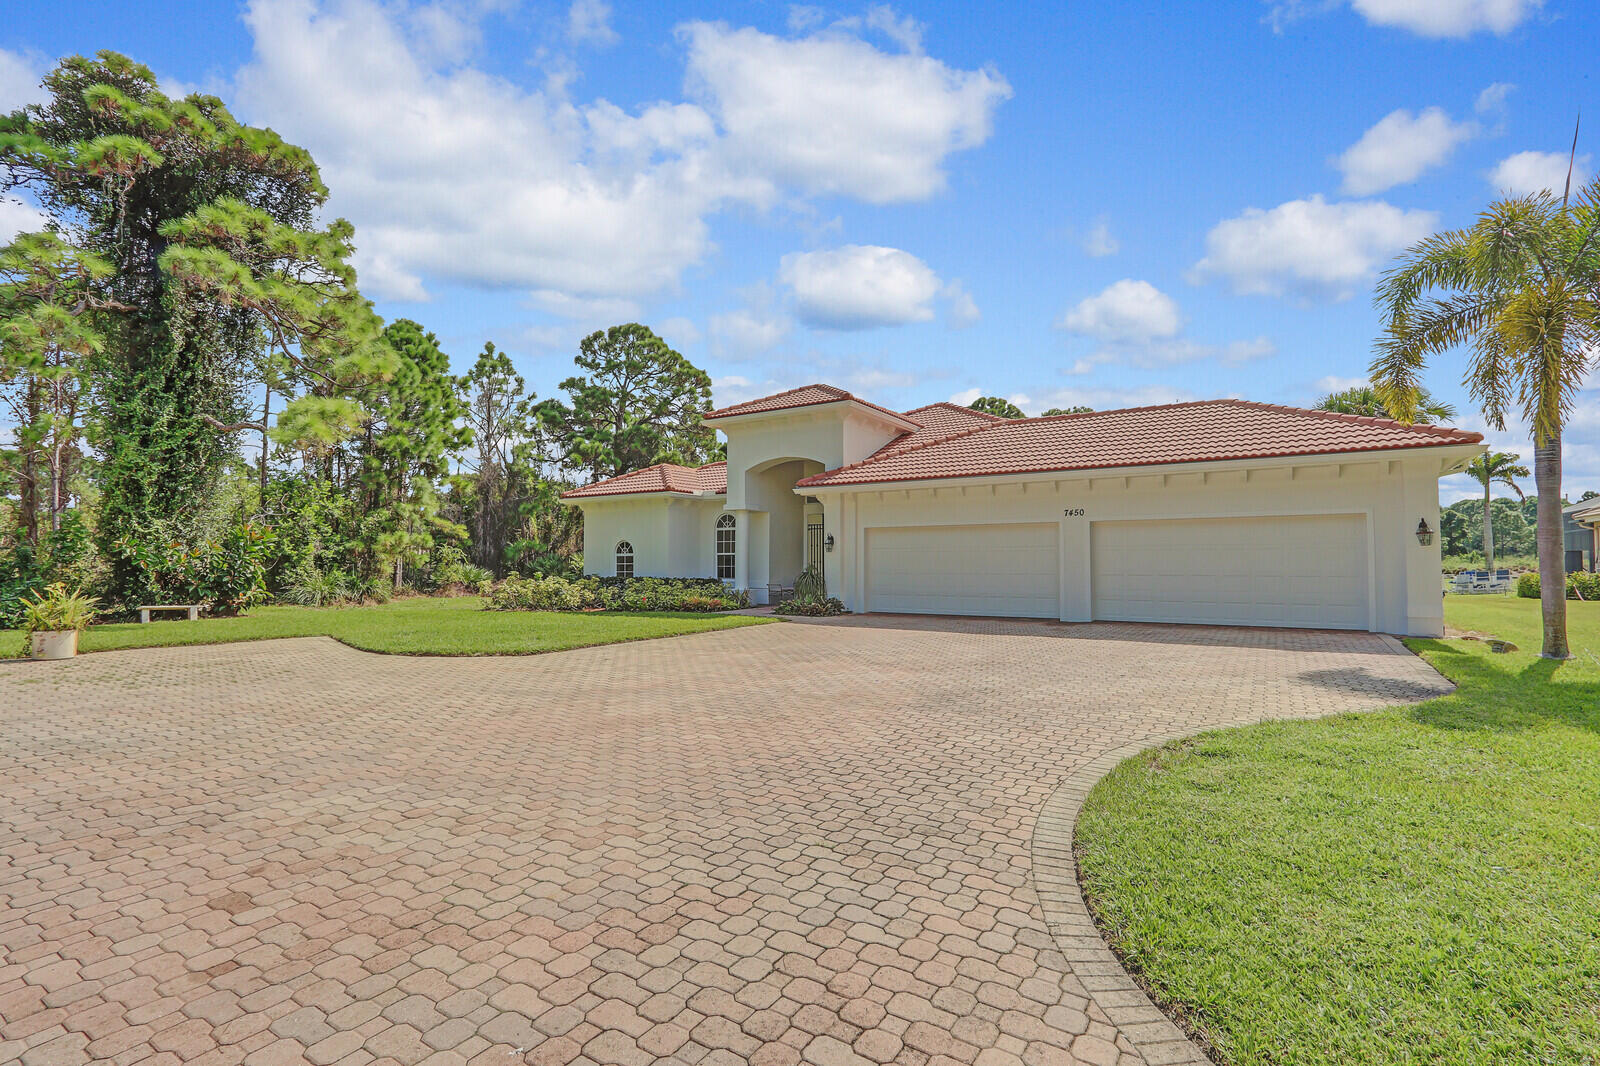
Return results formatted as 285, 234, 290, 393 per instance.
1076, 596, 1600, 1066
9, 595, 768, 656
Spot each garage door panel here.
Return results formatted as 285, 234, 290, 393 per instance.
867, 523, 1059, 619
1092, 515, 1368, 630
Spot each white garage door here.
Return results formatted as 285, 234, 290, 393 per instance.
866, 523, 1059, 618
1091, 515, 1369, 630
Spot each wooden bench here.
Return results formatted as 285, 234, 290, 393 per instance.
138, 604, 203, 623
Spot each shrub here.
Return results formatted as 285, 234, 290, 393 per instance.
794, 563, 826, 600
773, 596, 847, 617
282, 567, 357, 607
1515, 572, 1600, 600
429, 545, 493, 593
486, 573, 598, 611
21, 583, 99, 632
484, 574, 747, 613
112, 523, 274, 615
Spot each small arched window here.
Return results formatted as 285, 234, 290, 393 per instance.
615, 540, 634, 578
715, 514, 736, 580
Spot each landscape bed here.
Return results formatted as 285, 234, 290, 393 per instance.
1075, 596, 1600, 1066
2, 595, 768, 657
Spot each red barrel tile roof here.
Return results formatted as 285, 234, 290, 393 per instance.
703, 383, 916, 425
796, 399, 1482, 488
562, 461, 727, 499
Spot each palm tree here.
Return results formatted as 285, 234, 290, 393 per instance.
1313, 382, 1456, 423
1372, 177, 1600, 659
1464, 451, 1530, 570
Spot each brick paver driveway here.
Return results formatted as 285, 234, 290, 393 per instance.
1, 618, 1451, 1066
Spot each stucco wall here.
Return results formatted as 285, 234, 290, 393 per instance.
814, 454, 1449, 636
578, 497, 724, 578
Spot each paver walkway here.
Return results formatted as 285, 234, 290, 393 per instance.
0, 618, 1451, 1066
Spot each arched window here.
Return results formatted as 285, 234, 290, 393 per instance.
715, 514, 736, 580
615, 541, 634, 578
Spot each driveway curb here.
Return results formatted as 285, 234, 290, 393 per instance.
1031, 729, 1214, 1066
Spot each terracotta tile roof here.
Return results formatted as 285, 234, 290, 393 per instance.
797, 400, 1483, 489
704, 383, 918, 426
561, 461, 727, 499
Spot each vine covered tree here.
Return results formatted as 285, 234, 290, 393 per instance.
1372, 179, 1600, 659
0, 51, 370, 600
538, 324, 718, 481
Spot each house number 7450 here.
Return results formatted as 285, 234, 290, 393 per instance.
1063, 508, 1085, 517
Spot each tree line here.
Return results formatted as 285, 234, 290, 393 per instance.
0, 52, 717, 620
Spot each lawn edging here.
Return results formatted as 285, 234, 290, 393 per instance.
1031, 728, 1214, 1066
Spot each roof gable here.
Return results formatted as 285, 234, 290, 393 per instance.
703, 383, 919, 428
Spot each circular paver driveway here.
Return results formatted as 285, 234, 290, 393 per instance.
0, 618, 1450, 1066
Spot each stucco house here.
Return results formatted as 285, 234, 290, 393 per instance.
562, 383, 1484, 636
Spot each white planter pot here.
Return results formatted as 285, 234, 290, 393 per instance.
30, 630, 78, 660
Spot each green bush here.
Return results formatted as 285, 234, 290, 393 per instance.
0, 513, 94, 627
773, 596, 847, 617
484, 574, 746, 613
1515, 571, 1600, 600
282, 566, 357, 607
112, 523, 275, 614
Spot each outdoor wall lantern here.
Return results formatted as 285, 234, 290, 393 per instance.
1415, 518, 1435, 546
825, 534, 835, 552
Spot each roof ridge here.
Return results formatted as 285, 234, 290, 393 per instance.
1211, 397, 1477, 440
704, 382, 847, 419
802, 413, 1013, 484
901, 401, 1005, 421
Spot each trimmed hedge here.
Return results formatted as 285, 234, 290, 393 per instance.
1516, 571, 1600, 600
485, 574, 748, 613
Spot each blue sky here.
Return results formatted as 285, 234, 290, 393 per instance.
2, 0, 1595, 502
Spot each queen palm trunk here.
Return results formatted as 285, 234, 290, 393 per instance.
1535, 436, 1568, 658
1482, 482, 1495, 571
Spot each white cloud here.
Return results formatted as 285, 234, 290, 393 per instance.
526, 289, 640, 321
1056, 280, 1274, 374
1081, 218, 1119, 257
0, 48, 45, 113
1265, 0, 1539, 37
779, 245, 943, 330
1191, 195, 1438, 301
1489, 149, 1591, 196
1349, 0, 1541, 37
231, 1, 1009, 310
1059, 279, 1180, 342
709, 284, 793, 355
1475, 82, 1514, 115
1336, 107, 1476, 195
863, 5, 925, 52
1314, 374, 1369, 395
567, 0, 619, 46
0, 198, 48, 244
351, 245, 431, 302
942, 280, 980, 329
658, 316, 702, 347
679, 20, 1010, 204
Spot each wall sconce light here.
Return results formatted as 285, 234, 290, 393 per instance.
1415, 518, 1434, 546
824, 534, 835, 552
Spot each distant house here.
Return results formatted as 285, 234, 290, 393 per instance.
562, 383, 1484, 636
1564, 499, 1600, 572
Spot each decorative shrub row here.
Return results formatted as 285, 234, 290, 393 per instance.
772, 596, 847, 617
1515, 571, 1600, 600
485, 574, 748, 613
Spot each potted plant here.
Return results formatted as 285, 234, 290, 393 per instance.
21, 583, 99, 660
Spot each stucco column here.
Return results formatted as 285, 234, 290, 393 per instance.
730, 508, 753, 597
